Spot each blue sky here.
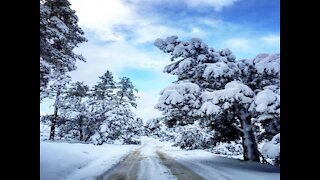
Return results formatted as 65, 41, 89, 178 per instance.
40, 0, 280, 123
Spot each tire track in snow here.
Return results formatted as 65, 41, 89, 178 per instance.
156, 150, 204, 180
96, 147, 143, 180
97, 144, 204, 180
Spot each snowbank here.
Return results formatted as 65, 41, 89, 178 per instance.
40, 141, 138, 180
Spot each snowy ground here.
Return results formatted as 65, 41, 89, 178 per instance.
40, 141, 139, 180
161, 144, 280, 180
40, 136, 280, 180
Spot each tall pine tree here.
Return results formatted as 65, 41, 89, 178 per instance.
154, 36, 280, 162
40, 0, 87, 99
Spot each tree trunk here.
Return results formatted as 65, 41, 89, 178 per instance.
79, 116, 83, 141
84, 131, 91, 142
49, 93, 60, 140
240, 113, 260, 162
49, 117, 56, 140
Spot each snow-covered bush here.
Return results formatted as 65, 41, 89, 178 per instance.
173, 123, 214, 150
145, 117, 176, 141
210, 141, 243, 158
261, 133, 280, 166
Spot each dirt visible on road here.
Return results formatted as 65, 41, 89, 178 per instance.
96, 148, 142, 180
96, 146, 204, 180
156, 150, 204, 180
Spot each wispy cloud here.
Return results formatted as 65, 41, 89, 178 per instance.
70, 0, 135, 42
261, 35, 280, 45
70, 0, 229, 43
69, 41, 169, 86
126, 0, 240, 11
222, 34, 280, 59
224, 38, 251, 51
185, 0, 240, 11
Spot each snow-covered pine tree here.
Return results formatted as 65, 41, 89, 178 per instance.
154, 36, 280, 162
90, 75, 141, 145
243, 54, 280, 142
107, 77, 140, 144
59, 81, 90, 141
116, 77, 138, 107
89, 71, 117, 144
90, 70, 117, 123
40, 0, 87, 99
46, 74, 71, 140
153, 35, 241, 143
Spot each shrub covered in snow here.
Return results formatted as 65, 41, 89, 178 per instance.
261, 133, 280, 166
210, 141, 243, 157
145, 117, 176, 142
172, 122, 214, 150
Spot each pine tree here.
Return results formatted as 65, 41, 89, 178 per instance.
116, 77, 138, 107
40, 0, 87, 99
91, 71, 117, 117
60, 81, 89, 141
154, 36, 280, 162
89, 74, 141, 145
46, 74, 71, 140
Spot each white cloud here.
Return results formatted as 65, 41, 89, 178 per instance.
261, 35, 280, 45
70, 0, 224, 43
69, 41, 169, 86
132, 22, 208, 44
186, 0, 240, 11
133, 92, 163, 124
70, 0, 135, 42
127, 0, 239, 11
202, 19, 224, 27
224, 38, 251, 51
132, 22, 189, 44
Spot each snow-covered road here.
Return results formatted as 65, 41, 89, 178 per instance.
40, 137, 280, 180
100, 139, 203, 180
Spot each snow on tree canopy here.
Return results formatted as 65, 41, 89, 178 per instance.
154, 36, 209, 60
198, 81, 254, 115
197, 102, 221, 116
252, 53, 280, 74
251, 89, 280, 114
156, 82, 200, 106
221, 81, 254, 104
261, 133, 280, 159
161, 90, 184, 105
178, 58, 192, 71
49, 16, 69, 34
155, 82, 201, 118
203, 62, 237, 79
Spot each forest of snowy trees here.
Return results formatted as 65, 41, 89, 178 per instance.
40, 0, 142, 145
40, 0, 280, 167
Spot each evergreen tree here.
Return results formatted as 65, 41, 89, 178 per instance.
46, 74, 71, 140
154, 36, 280, 162
59, 81, 90, 141
90, 74, 141, 145
40, 0, 87, 99
116, 77, 138, 107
